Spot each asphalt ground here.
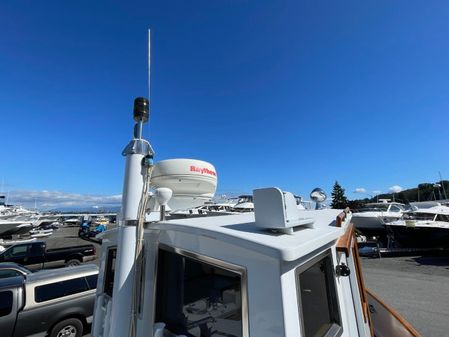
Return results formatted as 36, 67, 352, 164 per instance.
41, 226, 448, 337
43, 225, 105, 267
361, 255, 449, 337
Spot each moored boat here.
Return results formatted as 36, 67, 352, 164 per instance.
386, 205, 449, 248
352, 202, 405, 237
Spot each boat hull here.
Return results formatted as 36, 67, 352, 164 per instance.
386, 222, 449, 248
0, 222, 33, 238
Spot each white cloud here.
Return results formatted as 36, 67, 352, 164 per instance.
354, 188, 366, 194
6, 190, 122, 209
389, 185, 403, 193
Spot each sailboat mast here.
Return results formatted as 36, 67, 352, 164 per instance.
439, 171, 448, 199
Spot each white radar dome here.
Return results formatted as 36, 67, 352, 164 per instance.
150, 159, 217, 210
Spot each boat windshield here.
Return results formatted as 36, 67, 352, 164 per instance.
359, 204, 389, 212
237, 195, 253, 203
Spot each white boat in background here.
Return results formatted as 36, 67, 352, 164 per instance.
192, 202, 237, 215
64, 217, 82, 226
30, 228, 53, 238
386, 205, 449, 248
0, 219, 34, 238
352, 202, 405, 236
232, 195, 254, 212
0, 196, 39, 220
0, 196, 42, 237
409, 201, 442, 210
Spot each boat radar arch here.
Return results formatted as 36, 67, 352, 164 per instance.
150, 158, 217, 210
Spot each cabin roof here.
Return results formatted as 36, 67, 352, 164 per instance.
150, 209, 346, 261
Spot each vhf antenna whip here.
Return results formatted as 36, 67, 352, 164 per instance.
133, 29, 151, 140
148, 29, 151, 107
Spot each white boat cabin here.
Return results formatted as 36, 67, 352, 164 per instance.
92, 188, 419, 337
91, 97, 419, 337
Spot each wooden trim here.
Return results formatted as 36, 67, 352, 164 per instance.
353, 242, 368, 312
336, 207, 350, 227
367, 289, 421, 337
340, 227, 374, 336
336, 223, 354, 256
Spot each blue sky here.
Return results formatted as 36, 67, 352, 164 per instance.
1, 1, 449, 207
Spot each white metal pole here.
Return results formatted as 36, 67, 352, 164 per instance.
109, 95, 152, 337
109, 152, 144, 337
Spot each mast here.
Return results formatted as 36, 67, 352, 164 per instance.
108, 31, 154, 337
439, 171, 448, 200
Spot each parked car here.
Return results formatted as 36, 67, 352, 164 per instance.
0, 264, 98, 337
0, 241, 96, 271
0, 263, 32, 279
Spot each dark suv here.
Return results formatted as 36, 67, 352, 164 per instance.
0, 264, 98, 337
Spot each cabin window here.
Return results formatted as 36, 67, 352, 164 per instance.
407, 213, 435, 221
155, 246, 247, 337
35, 276, 90, 302
296, 252, 341, 337
104, 247, 117, 297
0, 291, 13, 317
436, 214, 449, 222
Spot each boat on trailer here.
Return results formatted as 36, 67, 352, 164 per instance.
386, 205, 449, 248
91, 97, 420, 337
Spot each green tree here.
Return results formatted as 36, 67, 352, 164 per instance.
331, 181, 348, 209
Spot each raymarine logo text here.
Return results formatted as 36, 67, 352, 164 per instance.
190, 166, 216, 176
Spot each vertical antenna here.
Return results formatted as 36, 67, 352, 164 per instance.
147, 29, 151, 137
148, 29, 151, 101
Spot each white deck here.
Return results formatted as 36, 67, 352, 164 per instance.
149, 209, 346, 261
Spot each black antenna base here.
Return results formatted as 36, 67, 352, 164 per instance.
133, 97, 149, 123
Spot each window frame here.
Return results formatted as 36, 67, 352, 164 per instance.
155, 243, 250, 337
295, 250, 343, 337
103, 246, 117, 298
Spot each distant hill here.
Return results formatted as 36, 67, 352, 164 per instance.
45, 206, 120, 213
349, 180, 449, 208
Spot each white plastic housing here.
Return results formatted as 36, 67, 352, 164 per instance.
155, 188, 173, 206
254, 187, 313, 234
151, 159, 217, 210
